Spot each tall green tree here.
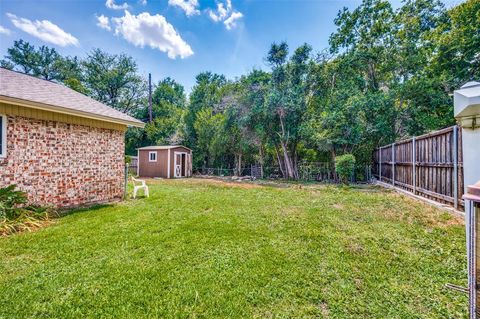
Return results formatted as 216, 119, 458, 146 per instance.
430, 0, 480, 90
82, 49, 146, 114
2, 40, 85, 91
329, 0, 395, 90
126, 78, 186, 154
3, 40, 67, 81
234, 70, 271, 171
193, 108, 227, 168
2, 40, 39, 75
184, 72, 227, 167
264, 42, 313, 178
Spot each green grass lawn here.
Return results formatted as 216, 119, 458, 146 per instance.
0, 178, 467, 318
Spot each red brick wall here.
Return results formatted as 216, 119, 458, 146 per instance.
0, 115, 125, 207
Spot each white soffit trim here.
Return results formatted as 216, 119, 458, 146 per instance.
137, 149, 139, 176
0, 114, 6, 158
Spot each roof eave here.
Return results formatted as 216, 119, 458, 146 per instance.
137, 145, 192, 151
0, 95, 145, 128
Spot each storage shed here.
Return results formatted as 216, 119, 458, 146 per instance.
137, 145, 192, 178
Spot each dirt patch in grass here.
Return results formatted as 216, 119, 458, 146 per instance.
319, 302, 330, 317
145, 177, 263, 189
193, 178, 263, 189
279, 206, 305, 218
345, 241, 365, 254
332, 203, 345, 210
365, 192, 464, 229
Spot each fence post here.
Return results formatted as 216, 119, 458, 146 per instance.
379, 147, 382, 182
392, 143, 395, 186
412, 137, 416, 195
453, 125, 459, 210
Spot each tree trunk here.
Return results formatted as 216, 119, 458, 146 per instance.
259, 144, 264, 179
280, 141, 295, 179
235, 153, 242, 176
275, 146, 286, 178
292, 146, 299, 179
331, 148, 336, 162
278, 114, 296, 179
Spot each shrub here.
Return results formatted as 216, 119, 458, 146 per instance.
0, 184, 27, 220
335, 154, 356, 184
125, 155, 132, 165
0, 185, 56, 236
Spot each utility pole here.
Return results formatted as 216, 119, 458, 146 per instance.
148, 73, 153, 123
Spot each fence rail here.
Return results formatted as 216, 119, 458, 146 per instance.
373, 125, 464, 209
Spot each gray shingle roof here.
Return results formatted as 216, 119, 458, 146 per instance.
0, 68, 144, 127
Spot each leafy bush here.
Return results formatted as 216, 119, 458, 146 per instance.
125, 155, 132, 165
0, 185, 56, 236
335, 154, 356, 184
0, 184, 27, 220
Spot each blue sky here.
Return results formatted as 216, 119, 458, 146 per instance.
0, 0, 461, 93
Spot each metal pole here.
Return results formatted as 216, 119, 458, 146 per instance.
413, 137, 416, 195
392, 143, 395, 186
453, 125, 459, 210
148, 73, 153, 123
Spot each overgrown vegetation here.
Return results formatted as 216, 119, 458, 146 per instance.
0, 185, 55, 236
0, 179, 467, 317
2, 0, 478, 178
335, 154, 356, 184
0, 184, 27, 220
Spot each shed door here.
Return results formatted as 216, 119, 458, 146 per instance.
174, 153, 182, 178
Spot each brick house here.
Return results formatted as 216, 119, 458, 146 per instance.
0, 68, 144, 207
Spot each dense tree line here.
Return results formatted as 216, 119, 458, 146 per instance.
2, 0, 478, 178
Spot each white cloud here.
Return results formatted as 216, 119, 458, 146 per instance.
168, 0, 200, 17
208, 0, 243, 30
0, 25, 11, 35
140, 0, 147, 5
96, 14, 111, 31
112, 11, 193, 59
208, 0, 229, 22
105, 0, 129, 10
224, 11, 242, 30
6, 13, 79, 47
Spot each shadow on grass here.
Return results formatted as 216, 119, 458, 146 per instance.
57, 203, 114, 218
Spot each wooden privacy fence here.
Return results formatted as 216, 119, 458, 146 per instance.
373, 126, 464, 209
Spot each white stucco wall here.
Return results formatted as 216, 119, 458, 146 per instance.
462, 128, 480, 192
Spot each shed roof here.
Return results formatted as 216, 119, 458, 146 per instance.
137, 145, 192, 151
0, 68, 144, 127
